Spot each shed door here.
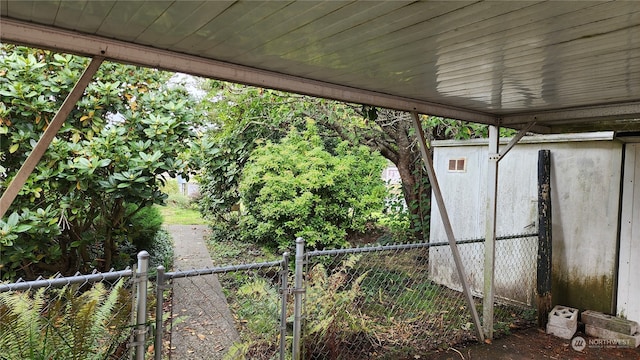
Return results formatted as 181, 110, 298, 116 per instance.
618, 143, 640, 322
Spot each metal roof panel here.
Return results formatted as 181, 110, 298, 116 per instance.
1, 0, 639, 132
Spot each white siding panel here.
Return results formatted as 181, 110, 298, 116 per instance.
618, 144, 640, 323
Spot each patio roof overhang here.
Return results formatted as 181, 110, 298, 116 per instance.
2, 1, 639, 341
1, 0, 639, 134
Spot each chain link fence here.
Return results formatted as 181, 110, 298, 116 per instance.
0, 269, 136, 360
301, 233, 538, 359
0, 233, 538, 360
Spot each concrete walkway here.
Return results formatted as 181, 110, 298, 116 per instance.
166, 225, 239, 359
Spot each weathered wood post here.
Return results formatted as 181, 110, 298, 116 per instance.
537, 150, 552, 328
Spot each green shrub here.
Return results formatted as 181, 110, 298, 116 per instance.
148, 228, 174, 271
239, 121, 387, 251
167, 192, 193, 210
127, 204, 163, 251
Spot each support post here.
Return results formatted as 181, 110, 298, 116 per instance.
537, 150, 552, 328
410, 112, 484, 342
0, 56, 104, 218
483, 125, 499, 340
279, 252, 290, 360
135, 251, 149, 360
154, 266, 165, 360
292, 238, 305, 360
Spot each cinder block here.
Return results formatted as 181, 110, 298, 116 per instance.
547, 323, 576, 339
548, 305, 579, 329
585, 324, 640, 348
582, 310, 638, 335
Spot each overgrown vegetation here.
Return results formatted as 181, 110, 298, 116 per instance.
0, 279, 131, 360
0, 45, 203, 279
208, 237, 537, 359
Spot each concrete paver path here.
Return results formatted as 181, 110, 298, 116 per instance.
167, 225, 239, 359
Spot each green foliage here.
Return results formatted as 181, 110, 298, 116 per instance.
167, 193, 192, 209
0, 279, 131, 360
235, 278, 280, 337
425, 116, 516, 140
126, 204, 163, 251
0, 45, 202, 278
195, 82, 355, 224
378, 190, 413, 244
239, 121, 387, 250
147, 228, 174, 271
160, 178, 180, 196
305, 255, 374, 358
196, 84, 294, 223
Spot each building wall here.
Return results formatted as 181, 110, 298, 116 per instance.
429, 135, 623, 312
617, 143, 640, 322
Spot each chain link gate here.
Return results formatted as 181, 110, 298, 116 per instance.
154, 256, 289, 360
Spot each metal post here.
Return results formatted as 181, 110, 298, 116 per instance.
292, 238, 305, 360
279, 252, 290, 360
0, 56, 104, 218
409, 112, 484, 342
154, 266, 165, 360
136, 251, 150, 360
483, 125, 499, 340
537, 150, 552, 328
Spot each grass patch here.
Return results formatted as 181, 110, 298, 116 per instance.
156, 204, 208, 225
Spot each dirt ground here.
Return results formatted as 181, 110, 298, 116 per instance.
427, 327, 640, 360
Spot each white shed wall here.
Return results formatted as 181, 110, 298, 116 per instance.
429, 137, 623, 312
617, 143, 640, 323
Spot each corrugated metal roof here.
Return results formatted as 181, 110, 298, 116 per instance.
1, 0, 639, 133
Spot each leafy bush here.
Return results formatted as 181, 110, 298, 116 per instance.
0, 45, 203, 278
239, 121, 387, 251
148, 228, 174, 271
127, 204, 163, 251
0, 279, 131, 360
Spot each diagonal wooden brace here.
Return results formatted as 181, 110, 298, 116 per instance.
0, 56, 104, 218
410, 112, 484, 342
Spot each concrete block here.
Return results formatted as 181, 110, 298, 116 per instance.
585, 324, 640, 348
547, 323, 576, 339
548, 305, 579, 329
581, 310, 638, 335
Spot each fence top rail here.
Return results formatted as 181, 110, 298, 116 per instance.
164, 259, 284, 280
306, 233, 538, 258
0, 269, 133, 292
